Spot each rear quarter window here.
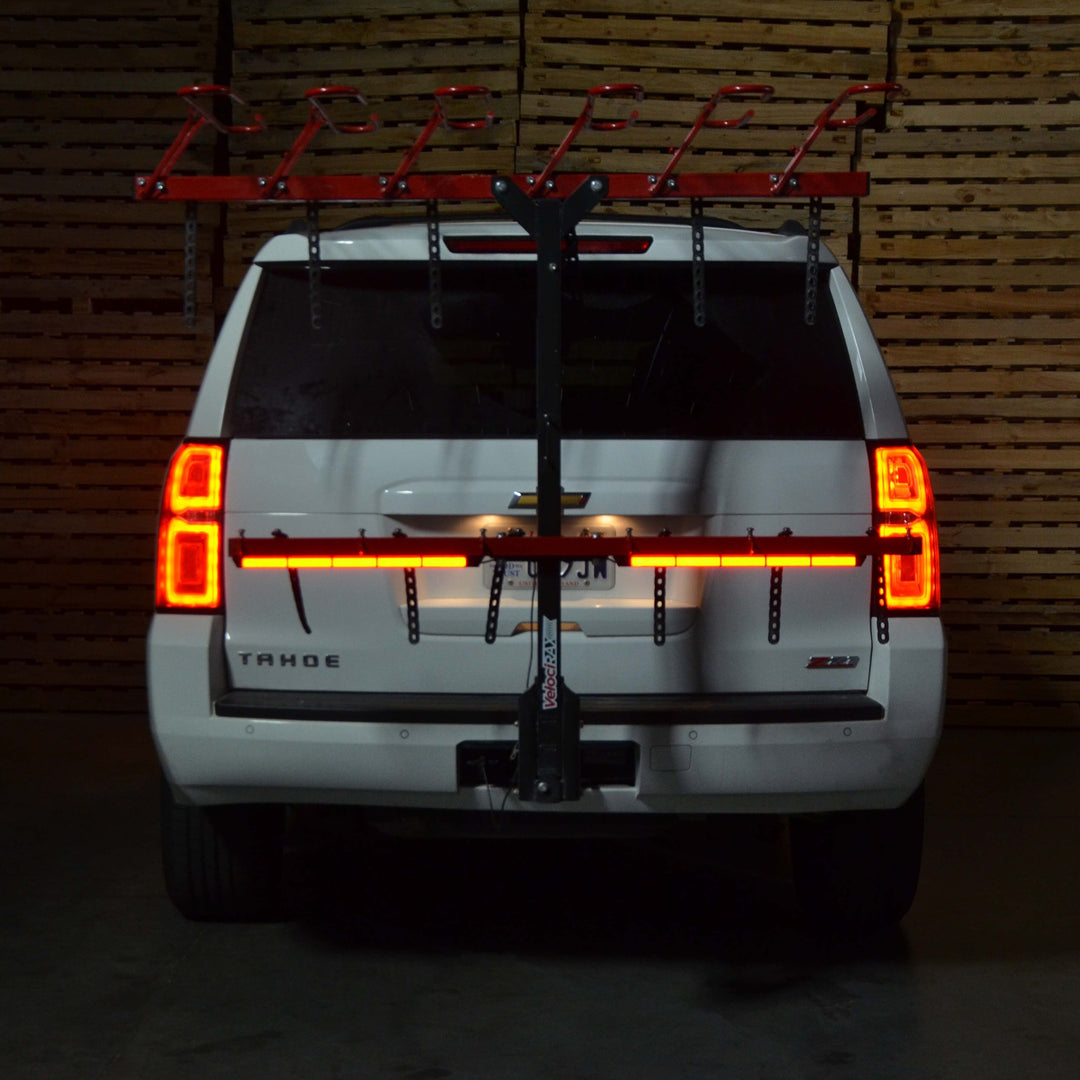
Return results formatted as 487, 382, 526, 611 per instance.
226, 259, 863, 439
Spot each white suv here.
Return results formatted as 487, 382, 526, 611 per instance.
149, 214, 945, 929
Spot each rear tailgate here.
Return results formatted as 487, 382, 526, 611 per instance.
222, 437, 874, 697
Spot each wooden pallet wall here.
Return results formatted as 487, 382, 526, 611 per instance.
860, 1, 1080, 727
520, 1, 895, 267
2, 1, 1077, 728
223, 0, 522, 289
0, 1, 221, 715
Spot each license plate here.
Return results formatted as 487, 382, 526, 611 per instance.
483, 558, 616, 591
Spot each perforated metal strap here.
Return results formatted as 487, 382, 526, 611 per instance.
427, 200, 443, 329
873, 553, 890, 644
485, 558, 506, 644
183, 201, 198, 329
691, 197, 706, 327
804, 196, 822, 326
404, 568, 420, 644
768, 567, 783, 644
307, 202, 322, 331
653, 567, 667, 646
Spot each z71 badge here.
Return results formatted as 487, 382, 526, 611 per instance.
806, 655, 860, 669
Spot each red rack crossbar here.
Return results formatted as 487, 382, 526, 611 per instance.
135, 81, 900, 204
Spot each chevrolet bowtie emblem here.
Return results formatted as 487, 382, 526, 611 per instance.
509, 491, 591, 509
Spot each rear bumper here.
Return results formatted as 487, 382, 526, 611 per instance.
148, 615, 944, 815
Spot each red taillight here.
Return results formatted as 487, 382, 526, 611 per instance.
874, 446, 940, 611
156, 443, 225, 610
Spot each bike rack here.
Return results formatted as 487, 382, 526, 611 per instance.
139, 79, 907, 803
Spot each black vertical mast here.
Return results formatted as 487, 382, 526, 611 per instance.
492, 175, 607, 803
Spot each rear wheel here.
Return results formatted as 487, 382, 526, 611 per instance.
790, 783, 925, 935
160, 775, 286, 922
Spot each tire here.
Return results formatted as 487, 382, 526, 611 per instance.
160, 775, 286, 922
790, 783, 925, 935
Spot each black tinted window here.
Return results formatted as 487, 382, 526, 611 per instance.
227, 259, 863, 439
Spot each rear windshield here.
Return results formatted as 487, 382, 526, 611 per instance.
227, 259, 863, 439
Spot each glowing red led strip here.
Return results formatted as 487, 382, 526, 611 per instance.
240, 554, 468, 569
629, 554, 858, 569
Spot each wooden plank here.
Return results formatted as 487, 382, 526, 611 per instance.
232, 70, 519, 105
528, 0, 891, 18
236, 14, 520, 49
0, 582, 151, 609
949, 653, 1080, 677
0, 338, 209, 363
947, 631, 1080, 656
3, 613, 151, 637
874, 75, 1079, 102
909, 421, 1080, 445
866, 130, 1080, 157
1, 511, 157, 535
0, 436, 180, 462
894, 104, 1080, 129
526, 70, 897, 102
862, 265, 1080, 288
3, 0, 212, 15
0, 16, 216, 44
0, 44, 217, 73
865, 290, 1078, 316
923, 576, 1078, 600
945, 677, 1080, 704
866, 183, 1080, 207
931, 475, 1080, 499
2, 638, 147, 663
0, 462, 166, 487
0, 663, 147, 688
865, 154, 1080, 181
862, 207, 1080, 233
897, 49, 1080, 76
0, 413, 188, 437
8, 388, 198, 412
894, 368, 1080, 395
862, 235, 1080, 260
234, 0, 516, 17
872, 316, 1080, 341
0, 72, 214, 95
523, 13, 888, 51
936, 501, 1080, 523
898, 0, 1080, 17
232, 42, 520, 78
0, 685, 148, 714
523, 41, 885, 79
0, 225, 208, 252
940, 525, 1080, 549
895, 21, 1080, 48
878, 344, 1079, 367
1, 361, 206, 388
945, 704, 1080, 729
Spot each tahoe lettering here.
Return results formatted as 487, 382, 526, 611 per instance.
238, 652, 340, 668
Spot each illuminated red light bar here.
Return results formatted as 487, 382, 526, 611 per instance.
229, 534, 909, 571
239, 554, 468, 570
629, 554, 859, 569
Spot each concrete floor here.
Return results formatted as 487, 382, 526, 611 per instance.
2, 717, 1079, 1080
